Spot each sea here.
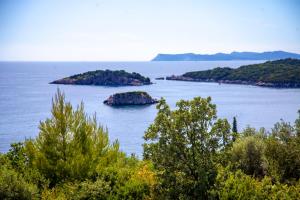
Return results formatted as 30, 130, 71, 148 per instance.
1, 61, 300, 157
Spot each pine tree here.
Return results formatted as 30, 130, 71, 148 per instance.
25, 89, 119, 186
232, 117, 238, 142
232, 117, 237, 133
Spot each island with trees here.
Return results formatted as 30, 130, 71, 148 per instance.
51, 69, 152, 86
103, 91, 158, 106
166, 58, 300, 88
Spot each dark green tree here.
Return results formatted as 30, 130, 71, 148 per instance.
232, 116, 238, 141
295, 110, 300, 137
143, 97, 231, 199
232, 117, 237, 133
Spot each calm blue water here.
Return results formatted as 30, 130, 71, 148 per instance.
1, 61, 300, 157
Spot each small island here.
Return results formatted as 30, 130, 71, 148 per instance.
51, 69, 152, 86
103, 91, 158, 106
166, 58, 300, 88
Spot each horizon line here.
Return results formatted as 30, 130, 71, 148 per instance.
1, 50, 300, 62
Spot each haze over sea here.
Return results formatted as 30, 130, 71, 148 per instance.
1, 60, 300, 156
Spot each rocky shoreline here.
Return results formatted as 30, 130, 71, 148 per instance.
104, 91, 158, 106
166, 75, 300, 88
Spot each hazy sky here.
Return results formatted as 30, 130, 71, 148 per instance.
0, 0, 299, 61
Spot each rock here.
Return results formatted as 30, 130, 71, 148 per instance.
103, 91, 158, 106
166, 75, 195, 81
50, 70, 152, 86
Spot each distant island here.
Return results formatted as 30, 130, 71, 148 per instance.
51, 70, 152, 86
152, 51, 300, 61
166, 58, 300, 88
103, 91, 158, 106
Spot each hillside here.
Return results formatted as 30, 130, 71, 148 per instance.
166, 58, 300, 88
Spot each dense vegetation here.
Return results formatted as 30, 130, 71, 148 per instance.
104, 91, 158, 106
1, 90, 300, 199
51, 69, 152, 86
0, 90, 155, 199
180, 58, 300, 87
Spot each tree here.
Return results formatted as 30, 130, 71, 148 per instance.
230, 136, 266, 178
295, 110, 300, 137
264, 117, 300, 183
25, 89, 120, 186
232, 117, 237, 133
143, 97, 232, 199
232, 117, 238, 142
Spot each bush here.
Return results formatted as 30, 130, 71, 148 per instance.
0, 165, 39, 200
230, 136, 267, 177
211, 166, 300, 199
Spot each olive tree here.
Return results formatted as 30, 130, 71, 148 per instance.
143, 97, 232, 199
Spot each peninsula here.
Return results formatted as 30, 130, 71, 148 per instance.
51, 70, 152, 86
166, 58, 300, 88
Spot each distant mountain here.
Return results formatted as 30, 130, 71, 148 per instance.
152, 51, 300, 61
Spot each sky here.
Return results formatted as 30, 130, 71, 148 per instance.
0, 0, 299, 61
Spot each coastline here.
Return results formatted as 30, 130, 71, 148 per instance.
166, 75, 300, 88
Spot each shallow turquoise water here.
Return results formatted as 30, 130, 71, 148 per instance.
0, 61, 300, 156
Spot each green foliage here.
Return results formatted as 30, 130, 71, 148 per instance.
184, 67, 233, 80
182, 58, 300, 87
295, 110, 300, 136
54, 69, 151, 86
39, 161, 155, 200
143, 97, 232, 199
143, 96, 300, 199
1, 91, 300, 199
232, 117, 238, 142
0, 90, 154, 199
211, 166, 300, 200
232, 117, 237, 133
242, 126, 257, 137
230, 136, 267, 177
25, 90, 121, 186
264, 119, 300, 183
0, 164, 39, 200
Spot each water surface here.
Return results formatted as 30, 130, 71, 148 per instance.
0, 61, 299, 156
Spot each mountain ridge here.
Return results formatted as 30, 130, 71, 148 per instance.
152, 51, 300, 61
